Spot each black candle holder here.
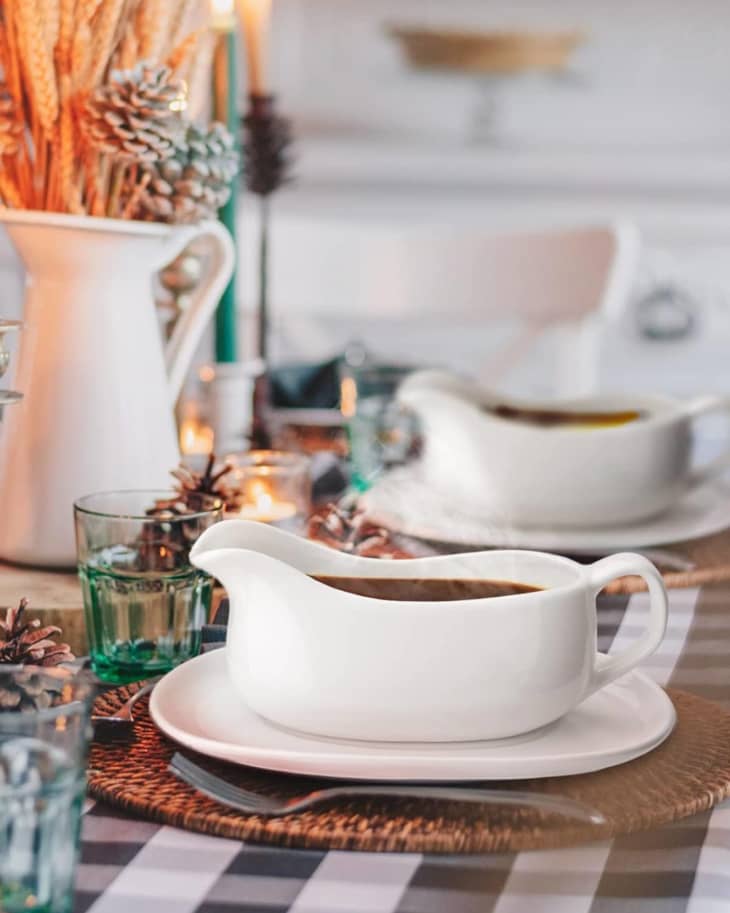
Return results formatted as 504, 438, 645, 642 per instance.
242, 93, 293, 448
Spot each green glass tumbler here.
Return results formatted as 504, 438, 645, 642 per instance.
74, 490, 223, 684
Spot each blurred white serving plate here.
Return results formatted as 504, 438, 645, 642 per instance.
361, 465, 730, 550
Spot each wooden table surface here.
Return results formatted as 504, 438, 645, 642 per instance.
0, 562, 229, 655
0, 561, 87, 652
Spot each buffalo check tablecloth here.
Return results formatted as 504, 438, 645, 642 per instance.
74, 581, 730, 913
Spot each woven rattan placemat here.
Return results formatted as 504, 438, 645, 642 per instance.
88, 687, 730, 854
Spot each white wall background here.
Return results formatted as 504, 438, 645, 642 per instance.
268, 0, 730, 150
4, 1, 730, 399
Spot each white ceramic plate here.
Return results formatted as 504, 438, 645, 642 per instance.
150, 650, 675, 781
360, 466, 730, 551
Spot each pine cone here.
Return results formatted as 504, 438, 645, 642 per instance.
242, 95, 293, 196
0, 88, 22, 158
308, 503, 411, 559
137, 122, 238, 223
135, 514, 192, 572
83, 63, 185, 164
0, 599, 75, 667
138, 455, 233, 571
164, 453, 242, 514
0, 666, 73, 712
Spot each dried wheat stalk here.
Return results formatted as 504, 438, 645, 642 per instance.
121, 169, 150, 219
43, 0, 61, 55
71, 23, 92, 91
78, 0, 103, 22
167, 27, 205, 74
56, 0, 76, 64
0, 173, 24, 208
168, 0, 199, 49
57, 75, 75, 209
0, 0, 215, 215
117, 23, 138, 70
15, 0, 60, 134
86, 0, 126, 89
135, 0, 169, 62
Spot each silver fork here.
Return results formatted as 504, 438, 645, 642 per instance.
92, 679, 159, 737
169, 752, 606, 824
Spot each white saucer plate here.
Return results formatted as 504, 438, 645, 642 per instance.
150, 650, 676, 781
360, 467, 730, 551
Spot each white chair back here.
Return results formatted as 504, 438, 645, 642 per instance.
368, 222, 640, 326
245, 217, 641, 396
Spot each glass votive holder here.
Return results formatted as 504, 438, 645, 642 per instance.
339, 362, 422, 492
224, 451, 312, 533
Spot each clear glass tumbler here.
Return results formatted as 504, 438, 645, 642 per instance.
339, 364, 421, 491
74, 490, 223, 684
0, 665, 94, 913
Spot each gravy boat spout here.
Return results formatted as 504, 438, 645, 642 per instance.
190, 518, 368, 583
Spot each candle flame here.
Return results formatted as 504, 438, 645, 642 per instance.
340, 376, 357, 419
240, 477, 298, 523
180, 418, 214, 456
210, 0, 236, 31
250, 479, 273, 514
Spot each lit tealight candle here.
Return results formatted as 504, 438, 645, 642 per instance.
235, 0, 272, 96
239, 478, 297, 523
179, 417, 215, 457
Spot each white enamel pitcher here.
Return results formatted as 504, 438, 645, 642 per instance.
190, 519, 667, 742
0, 211, 235, 567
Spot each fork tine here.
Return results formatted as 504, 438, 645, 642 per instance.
169, 763, 261, 813
169, 754, 262, 803
169, 754, 273, 811
169, 754, 249, 799
169, 760, 263, 812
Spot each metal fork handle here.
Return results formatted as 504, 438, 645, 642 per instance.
169, 753, 606, 825
123, 678, 159, 712
280, 786, 605, 824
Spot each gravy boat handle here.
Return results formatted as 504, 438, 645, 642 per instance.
683, 395, 730, 488
583, 554, 668, 696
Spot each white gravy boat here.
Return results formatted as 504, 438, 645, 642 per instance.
398, 370, 730, 528
190, 520, 667, 742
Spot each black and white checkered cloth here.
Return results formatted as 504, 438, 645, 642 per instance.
74, 583, 730, 913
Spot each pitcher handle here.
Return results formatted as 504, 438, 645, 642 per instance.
162, 220, 236, 402
583, 553, 668, 697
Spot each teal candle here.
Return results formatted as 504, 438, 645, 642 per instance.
214, 28, 239, 363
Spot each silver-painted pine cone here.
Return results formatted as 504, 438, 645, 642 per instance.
137, 121, 239, 223
83, 63, 185, 164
